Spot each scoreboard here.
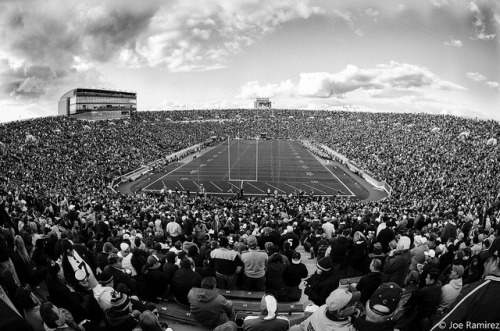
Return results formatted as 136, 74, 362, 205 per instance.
254, 98, 272, 109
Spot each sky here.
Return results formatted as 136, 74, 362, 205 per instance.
0, 0, 499, 123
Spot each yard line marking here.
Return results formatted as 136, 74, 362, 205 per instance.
228, 182, 240, 190
283, 183, 301, 191
192, 181, 201, 189
143, 161, 192, 190
245, 182, 265, 193
302, 183, 328, 194
210, 181, 223, 192
266, 183, 286, 193
176, 181, 185, 191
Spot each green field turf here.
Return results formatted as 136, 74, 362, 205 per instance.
141, 139, 369, 198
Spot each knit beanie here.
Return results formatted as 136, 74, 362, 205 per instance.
110, 291, 130, 311
317, 257, 333, 272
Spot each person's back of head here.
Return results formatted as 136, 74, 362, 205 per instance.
201, 276, 217, 289
39, 302, 59, 329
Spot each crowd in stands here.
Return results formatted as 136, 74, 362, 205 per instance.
1, 109, 500, 331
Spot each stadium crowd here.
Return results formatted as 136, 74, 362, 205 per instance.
0, 109, 500, 331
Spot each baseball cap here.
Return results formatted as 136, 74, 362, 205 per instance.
425, 249, 436, 258
325, 289, 361, 311
369, 282, 403, 315
292, 251, 301, 264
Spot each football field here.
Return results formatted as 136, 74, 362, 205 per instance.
141, 140, 364, 197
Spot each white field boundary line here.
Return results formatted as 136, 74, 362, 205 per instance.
301, 183, 328, 195
143, 161, 193, 191
210, 181, 224, 192
317, 182, 351, 196
304, 149, 355, 196
266, 183, 286, 193
245, 182, 265, 193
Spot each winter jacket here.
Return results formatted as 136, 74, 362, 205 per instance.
382, 249, 411, 287
439, 278, 462, 311
104, 308, 138, 331
188, 287, 235, 328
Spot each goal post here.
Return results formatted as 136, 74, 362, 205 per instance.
227, 137, 258, 182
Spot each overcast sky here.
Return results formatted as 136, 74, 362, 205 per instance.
0, 0, 499, 123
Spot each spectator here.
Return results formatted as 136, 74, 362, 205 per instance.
382, 236, 411, 287
104, 291, 139, 331
243, 294, 289, 331
438, 264, 464, 313
352, 282, 403, 331
103, 253, 138, 295
291, 288, 361, 331
188, 276, 235, 329
304, 257, 337, 306
240, 235, 268, 291
356, 258, 383, 304
210, 236, 243, 290
171, 258, 202, 306
283, 251, 309, 301
431, 237, 500, 330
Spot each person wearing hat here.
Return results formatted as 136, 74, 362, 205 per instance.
291, 289, 361, 331
382, 236, 411, 287
243, 294, 290, 331
103, 253, 138, 295
240, 235, 268, 291
283, 251, 309, 301
412, 268, 442, 329
104, 291, 139, 331
431, 237, 500, 330
438, 264, 464, 313
304, 257, 339, 306
352, 282, 403, 331
117, 242, 137, 277
188, 276, 235, 329
141, 255, 168, 303
93, 273, 115, 312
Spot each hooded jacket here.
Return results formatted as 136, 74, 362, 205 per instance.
352, 316, 395, 331
188, 287, 234, 328
243, 295, 289, 331
298, 305, 354, 331
439, 278, 462, 311
104, 307, 137, 331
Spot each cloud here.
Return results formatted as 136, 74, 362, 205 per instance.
466, 72, 487, 82
444, 37, 463, 47
237, 80, 294, 99
487, 81, 500, 90
469, 2, 496, 40
429, 0, 449, 8
297, 62, 465, 98
126, 0, 323, 71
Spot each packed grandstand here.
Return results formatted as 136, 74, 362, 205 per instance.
0, 109, 499, 331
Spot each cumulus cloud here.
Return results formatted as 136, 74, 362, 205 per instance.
466, 72, 487, 82
297, 62, 465, 98
127, 0, 323, 71
0, 0, 322, 101
237, 80, 294, 99
444, 37, 463, 47
486, 81, 500, 90
469, 2, 496, 40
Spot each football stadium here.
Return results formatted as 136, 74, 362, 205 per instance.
1, 1, 500, 330
1, 108, 500, 331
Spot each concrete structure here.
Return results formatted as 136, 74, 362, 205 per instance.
58, 88, 136, 120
